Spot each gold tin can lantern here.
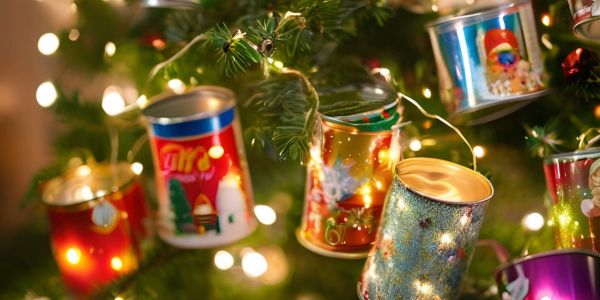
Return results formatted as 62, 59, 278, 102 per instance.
427, 0, 547, 125
142, 86, 256, 249
296, 99, 402, 259
358, 158, 494, 299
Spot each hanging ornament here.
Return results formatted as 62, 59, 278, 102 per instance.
142, 86, 256, 249
427, 0, 547, 125
92, 200, 118, 229
297, 87, 402, 259
543, 148, 600, 251
358, 158, 493, 299
562, 48, 599, 81
42, 162, 148, 297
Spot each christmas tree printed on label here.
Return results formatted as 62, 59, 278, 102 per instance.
154, 124, 253, 244
482, 29, 543, 97
168, 179, 195, 234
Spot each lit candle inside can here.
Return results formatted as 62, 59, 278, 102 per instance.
43, 162, 148, 297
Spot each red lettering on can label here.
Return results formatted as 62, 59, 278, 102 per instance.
153, 126, 250, 235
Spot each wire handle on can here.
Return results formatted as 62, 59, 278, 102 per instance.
578, 128, 600, 150
398, 93, 477, 171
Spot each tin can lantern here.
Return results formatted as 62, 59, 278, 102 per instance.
296, 101, 402, 259
142, 86, 256, 249
568, 0, 600, 41
427, 0, 547, 125
495, 249, 600, 300
358, 158, 493, 299
543, 148, 600, 252
42, 162, 148, 297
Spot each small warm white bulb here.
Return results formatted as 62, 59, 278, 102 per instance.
473, 145, 485, 158
38, 33, 60, 55
422, 87, 432, 99
214, 250, 234, 270
254, 205, 277, 225
409, 139, 422, 152
131, 162, 143, 175
36, 81, 58, 107
241, 251, 268, 278
167, 79, 185, 94
105, 42, 116, 57
522, 212, 545, 231
102, 86, 125, 116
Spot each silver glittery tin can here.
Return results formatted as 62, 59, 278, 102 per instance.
358, 158, 493, 299
427, 0, 547, 125
568, 0, 600, 41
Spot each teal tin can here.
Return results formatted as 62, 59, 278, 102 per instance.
358, 157, 493, 299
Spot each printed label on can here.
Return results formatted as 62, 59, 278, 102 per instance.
153, 125, 253, 241
301, 125, 396, 254
430, 3, 546, 118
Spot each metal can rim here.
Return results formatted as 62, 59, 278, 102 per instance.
573, 16, 600, 42
493, 248, 600, 277
544, 147, 600, 163
142, 85, 235, 125
395, 157, 494, 205
42, 162, 137, 210
425, 0, 531, 30
321, 111, 401, 134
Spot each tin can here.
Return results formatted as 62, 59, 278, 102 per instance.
296, 105, 402, 259
358, 158, 493, 299
143, 86, 256, 249
42, 162, 146, 297
568, 0, 600, 41
427, 0, 547, 125
495, 249, 600, 299
543, 148, 600, 252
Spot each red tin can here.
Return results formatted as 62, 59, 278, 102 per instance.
42, 162, 148, 297
143, 86, 256, 248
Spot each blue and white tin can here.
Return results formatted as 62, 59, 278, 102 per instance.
427, 0, 547, 125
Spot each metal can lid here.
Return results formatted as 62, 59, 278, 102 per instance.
42, 162, 135, 208
396, 157, 493, 204
142, 86, 235, 125
426, 0, 530, 31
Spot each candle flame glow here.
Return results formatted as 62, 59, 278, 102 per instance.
65, 247, 82, 265
111, 256, 123, 271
